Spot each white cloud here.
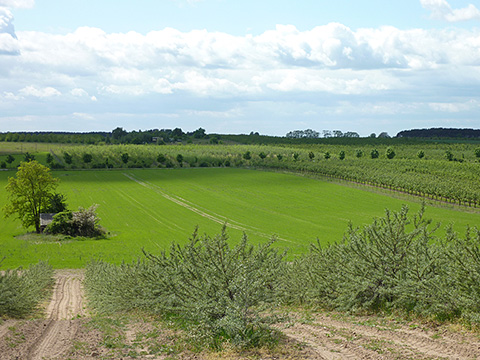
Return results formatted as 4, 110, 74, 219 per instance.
19, 85, 61, 98
429, 100, 480, 112
0, 0, 34, 9
73, 112, 94, 120
70, 88, 97, 101
420, 0, 480, 22
0, 7, 19, 54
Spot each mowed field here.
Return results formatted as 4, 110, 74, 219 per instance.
1, 167, 478, 269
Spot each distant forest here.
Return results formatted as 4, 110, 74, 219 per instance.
0, 127, 479, 145
397, 128, 480, 138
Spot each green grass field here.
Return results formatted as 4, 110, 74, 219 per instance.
1, 167, 478, 269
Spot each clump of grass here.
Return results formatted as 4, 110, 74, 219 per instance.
0, 259, 54, 318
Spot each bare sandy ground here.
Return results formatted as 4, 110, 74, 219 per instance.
1, 270, 480, 359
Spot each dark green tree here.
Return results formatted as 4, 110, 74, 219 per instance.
176, 154, 184, 167
6, 154, 14, 165
82, 153, 93, 164
385, 147, 396, 159
63, 152, 73, 165
44, 193, 68, 213
157, 154, 166, 164
46, 153, 54, 164
24, 152, 35, 162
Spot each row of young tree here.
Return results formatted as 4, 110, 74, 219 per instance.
84, 206, 480, 349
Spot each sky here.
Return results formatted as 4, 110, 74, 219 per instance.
1, 0, 480, 136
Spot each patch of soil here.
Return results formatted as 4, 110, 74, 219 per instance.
276, 311, 480, 359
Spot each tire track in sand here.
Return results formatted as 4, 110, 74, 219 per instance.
27, 270, 85, 360
279, 313, 480, 360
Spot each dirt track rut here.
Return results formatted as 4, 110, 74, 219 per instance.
27, 270, 85, 360
278, 312, 480, 359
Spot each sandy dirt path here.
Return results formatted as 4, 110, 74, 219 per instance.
26, 269, 85, 360
0, 269, 85, 360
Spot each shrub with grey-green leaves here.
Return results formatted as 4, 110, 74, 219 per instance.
277, 241, 342, 306
143, 225, 284, 347
333, 205, 443, 312
85, 260, 162, 314
444, 226, 480, 323
283, 205, 446, 315
0, 261, 54, 318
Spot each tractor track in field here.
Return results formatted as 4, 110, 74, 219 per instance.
123, 172, 293, 243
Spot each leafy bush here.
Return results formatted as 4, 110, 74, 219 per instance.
0, 260, 54, 318
86, 226, 284, 348
46, 205, 106, 238
279, 205, 447, 316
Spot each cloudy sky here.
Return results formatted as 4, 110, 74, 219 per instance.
1, 0, 480, 136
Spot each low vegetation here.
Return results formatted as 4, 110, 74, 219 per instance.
85, 225, 284, 349
0, 260, 54, 318
85, 207, 480, 350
